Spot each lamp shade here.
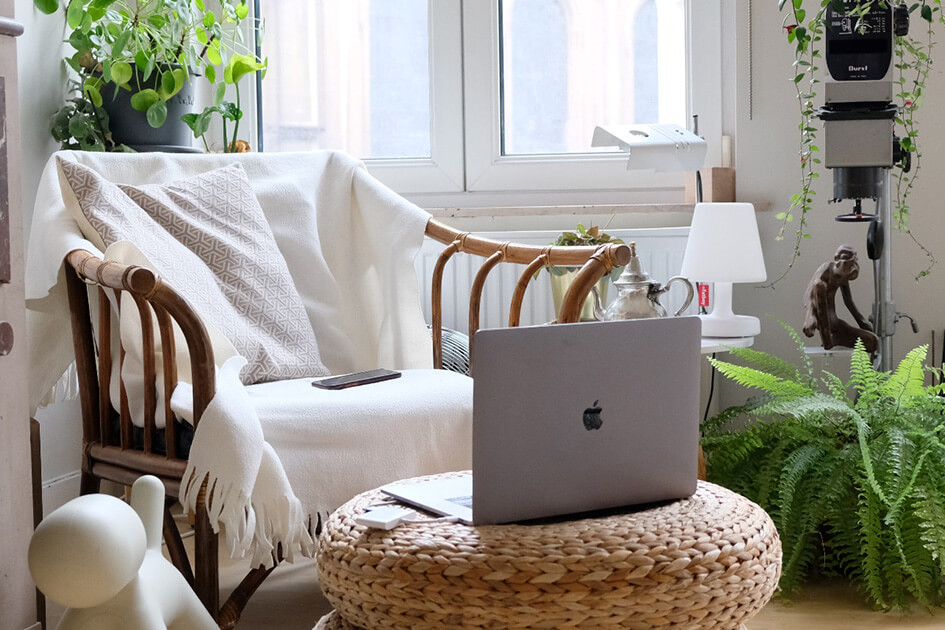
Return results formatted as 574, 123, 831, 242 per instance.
680, 203, 766, 282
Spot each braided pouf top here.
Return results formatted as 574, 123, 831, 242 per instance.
317, 473, 781, 630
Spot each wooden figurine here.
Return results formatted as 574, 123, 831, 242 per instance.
802, 245, 878, 353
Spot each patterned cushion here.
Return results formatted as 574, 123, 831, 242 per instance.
428, 326, 469, 375
59, 159, 329, 383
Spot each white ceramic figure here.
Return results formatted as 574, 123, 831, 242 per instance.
29, 475, 218, 630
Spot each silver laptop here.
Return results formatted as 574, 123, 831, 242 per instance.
383, 317, 702, 525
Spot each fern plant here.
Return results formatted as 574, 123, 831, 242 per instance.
702, 323, 945, 610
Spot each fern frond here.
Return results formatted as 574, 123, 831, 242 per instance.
759, 392, 853, 425
882, 344, 929, 404
708, 358, 814, 399
914, 483, 945, 578
724, 345, 803, 382
821, 370, 847, 401
778, 443, 829, 529
850, 339, 888, 408
822, 447, 862, 579
850, 407, 888, 505
777, 318, 814, 381
898, 495, 941, 607
700, 395, 769, 437
858, 483, 888, 608
881, 430, 925, 525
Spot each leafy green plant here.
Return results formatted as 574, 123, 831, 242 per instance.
774, 0, 939, 283
49, 83, 132, 151
548, 223, 625, 280
702, 323, 945, 609
37, 0, 263, 147
181, 53, 265, 152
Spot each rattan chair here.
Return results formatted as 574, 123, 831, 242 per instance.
64, 217, 630, 628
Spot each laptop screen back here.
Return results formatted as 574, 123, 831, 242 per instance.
471, 317, 701, 524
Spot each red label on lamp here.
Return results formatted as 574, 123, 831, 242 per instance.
698, 284, 710, 308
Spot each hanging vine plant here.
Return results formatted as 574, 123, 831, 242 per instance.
773, 0, 939, 284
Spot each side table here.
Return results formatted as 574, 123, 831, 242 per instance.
315, 472, 781, 629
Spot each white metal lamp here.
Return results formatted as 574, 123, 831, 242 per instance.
680, 203, 766, 337
591, 124, 707, 172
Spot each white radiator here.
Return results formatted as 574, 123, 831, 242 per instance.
416, 227, 693, 334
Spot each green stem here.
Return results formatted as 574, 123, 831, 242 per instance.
230, 82, 241, 150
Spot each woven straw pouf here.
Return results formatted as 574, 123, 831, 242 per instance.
316, 473, 781, 630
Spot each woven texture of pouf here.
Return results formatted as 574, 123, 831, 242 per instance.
317, 473, 781, 630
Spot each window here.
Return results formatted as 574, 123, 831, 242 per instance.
258, 1, 722, 204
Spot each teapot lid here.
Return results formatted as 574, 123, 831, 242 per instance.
613, 242, 655, 287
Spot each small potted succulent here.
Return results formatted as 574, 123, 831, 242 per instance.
548, 223, 625, 321
38, 0, 263, 151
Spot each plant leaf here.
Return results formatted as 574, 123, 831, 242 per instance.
33, 0, 59, 14
110, 61, 133, 86
881, 344, 928, 403
129, 89, 161, 113
146, 100, 168, 128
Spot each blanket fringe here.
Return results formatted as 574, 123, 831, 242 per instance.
181, 462, 316, 569
37, 362, 80, 408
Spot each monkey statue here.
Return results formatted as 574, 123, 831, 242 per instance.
802, 245, 878, 353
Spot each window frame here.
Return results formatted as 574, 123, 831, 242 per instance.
459, 0, 722, 198
254, 0, 724, 205
363, 2, 466, 194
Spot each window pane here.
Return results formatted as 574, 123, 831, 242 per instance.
500, 0, 687, 156
261, 0, 431, 158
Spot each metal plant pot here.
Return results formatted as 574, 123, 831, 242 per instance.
549, 268, 609, 322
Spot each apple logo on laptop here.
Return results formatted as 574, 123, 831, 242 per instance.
583, 400, 603, 431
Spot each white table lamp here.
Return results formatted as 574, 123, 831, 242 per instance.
680, 203, 766, 337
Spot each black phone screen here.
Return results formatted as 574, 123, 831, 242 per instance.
312, 368, 402, 390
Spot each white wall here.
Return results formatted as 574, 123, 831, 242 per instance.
14, 0, 81, 514
15, 0, 61, 234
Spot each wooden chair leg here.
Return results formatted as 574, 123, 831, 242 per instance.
194, 493, 220, 621
163, 499, 195, 587
217, 564, 278, 630
79, 468, 101, 495
31, 419, 46, 630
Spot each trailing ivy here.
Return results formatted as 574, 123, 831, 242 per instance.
702, 323, 945, 609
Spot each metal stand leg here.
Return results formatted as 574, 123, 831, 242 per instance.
872, 169, 895, 371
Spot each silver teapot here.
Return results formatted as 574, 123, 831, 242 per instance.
593, 242, 694, 320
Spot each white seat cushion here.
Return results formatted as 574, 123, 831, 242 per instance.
246, 369, 473, 516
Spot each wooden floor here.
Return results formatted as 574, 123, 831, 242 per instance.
46, 532, 945, 629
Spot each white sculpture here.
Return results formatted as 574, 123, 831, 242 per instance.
29, 475, 218, 630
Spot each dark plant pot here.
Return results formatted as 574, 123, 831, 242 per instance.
101, 72, 200, 152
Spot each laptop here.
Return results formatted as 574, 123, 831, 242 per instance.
382, 316, 702, 525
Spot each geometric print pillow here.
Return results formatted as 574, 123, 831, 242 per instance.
58, 158, 329, 384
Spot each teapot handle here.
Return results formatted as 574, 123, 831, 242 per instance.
663, 276, 695, 317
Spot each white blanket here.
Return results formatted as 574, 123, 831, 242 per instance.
25, 150, 466, 565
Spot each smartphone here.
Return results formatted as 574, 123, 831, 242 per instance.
312, 368, 402, 390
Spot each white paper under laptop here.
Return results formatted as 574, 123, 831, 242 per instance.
382, 317, 702, 525
383, 475, 474, 524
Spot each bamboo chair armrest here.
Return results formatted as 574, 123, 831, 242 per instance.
423, 218, 632, 367
425, 218, 630, 267
556, 244, 631, 324
65, 249, 216, 425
